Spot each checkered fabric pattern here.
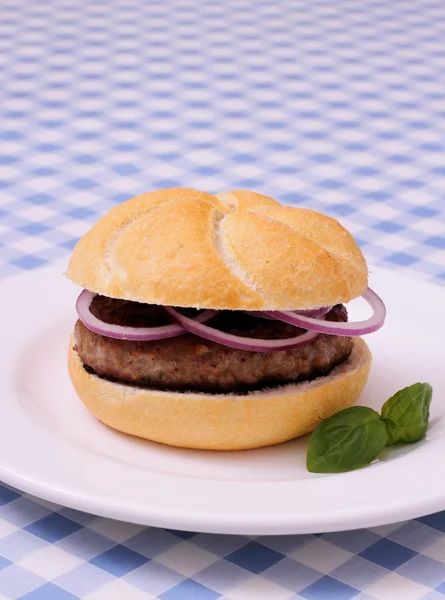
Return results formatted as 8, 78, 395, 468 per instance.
1, 0, 445, 598
2, 487, 445, 600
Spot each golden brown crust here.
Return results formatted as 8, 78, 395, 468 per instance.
68, 337, 372, 451
67, 187, 368, 310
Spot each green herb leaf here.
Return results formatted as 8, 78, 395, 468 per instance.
306, 406, 388, 474
381, 382, 432, 445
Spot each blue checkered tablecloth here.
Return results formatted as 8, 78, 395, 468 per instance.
1, 0, 445, 598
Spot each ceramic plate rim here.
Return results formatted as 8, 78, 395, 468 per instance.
1, 261, 444, 535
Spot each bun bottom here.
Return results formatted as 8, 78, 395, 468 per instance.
68, 337, 372, 450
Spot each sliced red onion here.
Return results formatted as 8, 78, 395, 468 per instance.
245, 306, 332, 320
164, 306, 319, 352
265, 288, 386, 336
76, 290, 217, 341
243, 311, 276, 320
295, 306, 333, 317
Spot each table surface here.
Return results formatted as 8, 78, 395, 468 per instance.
1, 0, 445, 599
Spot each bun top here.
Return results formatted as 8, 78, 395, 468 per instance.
67, 188, 367, 310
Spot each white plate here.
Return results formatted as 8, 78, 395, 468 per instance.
1, 262, 445, 535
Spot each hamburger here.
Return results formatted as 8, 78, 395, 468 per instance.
67, 188, 385, 450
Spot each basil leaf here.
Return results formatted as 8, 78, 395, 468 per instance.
306, 406, 388, 474
381, 382, 432, 445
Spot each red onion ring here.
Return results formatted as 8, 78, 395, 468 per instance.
296, 306, 333, 317
265, 288, 386, 336
245, 306, 332, 320
76, 290, 217, 341
76, 286, 386, 350
243, 311, 276, 321
164, 306, 320, 352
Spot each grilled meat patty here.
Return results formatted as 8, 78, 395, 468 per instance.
74, 296, 353, 393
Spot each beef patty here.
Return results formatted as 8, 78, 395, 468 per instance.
74, 296, 353, 393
